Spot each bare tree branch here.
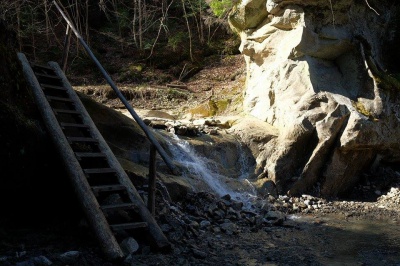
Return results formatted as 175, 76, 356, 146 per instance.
365, 0, 380, 16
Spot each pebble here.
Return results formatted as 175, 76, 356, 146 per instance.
192, 248, 207, 259
59, 251, 80, 264
8, 182, 400, 265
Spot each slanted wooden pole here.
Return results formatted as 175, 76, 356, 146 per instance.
61, 25, 71, 72
148, 144, 157, 216
53, 0, 176, 174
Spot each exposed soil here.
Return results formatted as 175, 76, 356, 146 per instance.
1, 52, 400, 266
72, 54, 246, 119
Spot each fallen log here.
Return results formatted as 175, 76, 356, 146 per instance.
166, 83, 188, 90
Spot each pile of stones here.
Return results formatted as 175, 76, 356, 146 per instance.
153, 178, 400, 246
143, 118, 230, 136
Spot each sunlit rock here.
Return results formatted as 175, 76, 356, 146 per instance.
229, 0, 400, 197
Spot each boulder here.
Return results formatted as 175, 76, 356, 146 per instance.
229, 0, 400, 197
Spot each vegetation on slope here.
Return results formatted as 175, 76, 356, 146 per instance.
0, 0, 239, 85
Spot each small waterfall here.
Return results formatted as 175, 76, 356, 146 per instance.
164, 133, 257, 202
236, 141, 250, 180
235, 140, 258, 198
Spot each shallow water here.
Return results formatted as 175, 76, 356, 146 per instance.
288, 214, 400, 265
163, 132, 400, 265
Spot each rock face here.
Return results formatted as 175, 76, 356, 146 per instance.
229, 0, 400, 197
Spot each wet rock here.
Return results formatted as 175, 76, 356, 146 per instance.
58, 251, 80, 264
16, 260, 34, 266
124, 255, 148, 266
0, 256, 9, 263
168, 224, 186, 242
189, 220, 200, 229
120, 237, 140, 255
208, 128, 218, 135
220, 222, 238, 235
227, 207, 241, 220
213, 210, 225, 219
141, 115, 232, 137
221, 194, 231, 201
199, 220, 211, 228
231, 201, 244, 211
32, 256, 53, 266
255, 179, 278, 197
176, 257, 190, 265
265, 211, 285, 225
176, 126, 188, 135
217, 200, 228, 211
16, 251, 27, 258
211, 226, 221, 233
192, 248, 207, 259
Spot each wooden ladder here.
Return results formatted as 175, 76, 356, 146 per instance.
17, 53, 170, 260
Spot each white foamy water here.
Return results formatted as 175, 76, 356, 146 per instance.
164, 133, 257, 202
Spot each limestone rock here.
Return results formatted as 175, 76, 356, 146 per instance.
229, 0, 400, 197
229, 0, 268, 31
253, 178, 278, 197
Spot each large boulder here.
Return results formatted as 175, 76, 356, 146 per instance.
229, 0, 400, 197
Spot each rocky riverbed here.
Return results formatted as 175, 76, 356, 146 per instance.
1, 172, 399, 266
2, 52, 399, 266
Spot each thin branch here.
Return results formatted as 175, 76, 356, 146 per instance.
328, 0, 335, 30
181, 0, 194, 62
364, 0, 380, 16
144, 0, 174, 60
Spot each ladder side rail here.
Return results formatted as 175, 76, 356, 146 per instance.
50, 61, 171, 251
148, 144, 157, 216
61, 25, 72, 72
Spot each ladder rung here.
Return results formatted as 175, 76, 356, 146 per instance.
31, 62, 54, 71
40, 84, 67, 91
91, 185, 126, 194
60, 122, 90, 129
83, 168, 116, 174
53, 109, 81, 115
75, 152, 106, 160
67, 137, 98, 144
110, 222, 148, 231
46, 96, 74, 103
34, 73, 61, 79
101, 203, 137, 212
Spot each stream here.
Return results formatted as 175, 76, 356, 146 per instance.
286, 214, 400, 265
164, 133, 257, 204
158, 130, 400, 265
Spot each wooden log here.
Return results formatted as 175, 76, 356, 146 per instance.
148, 145, 157, 216
152, 84, 193, 93
166, 83, 188, 89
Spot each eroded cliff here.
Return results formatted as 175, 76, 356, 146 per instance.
229, 0, 400, 196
